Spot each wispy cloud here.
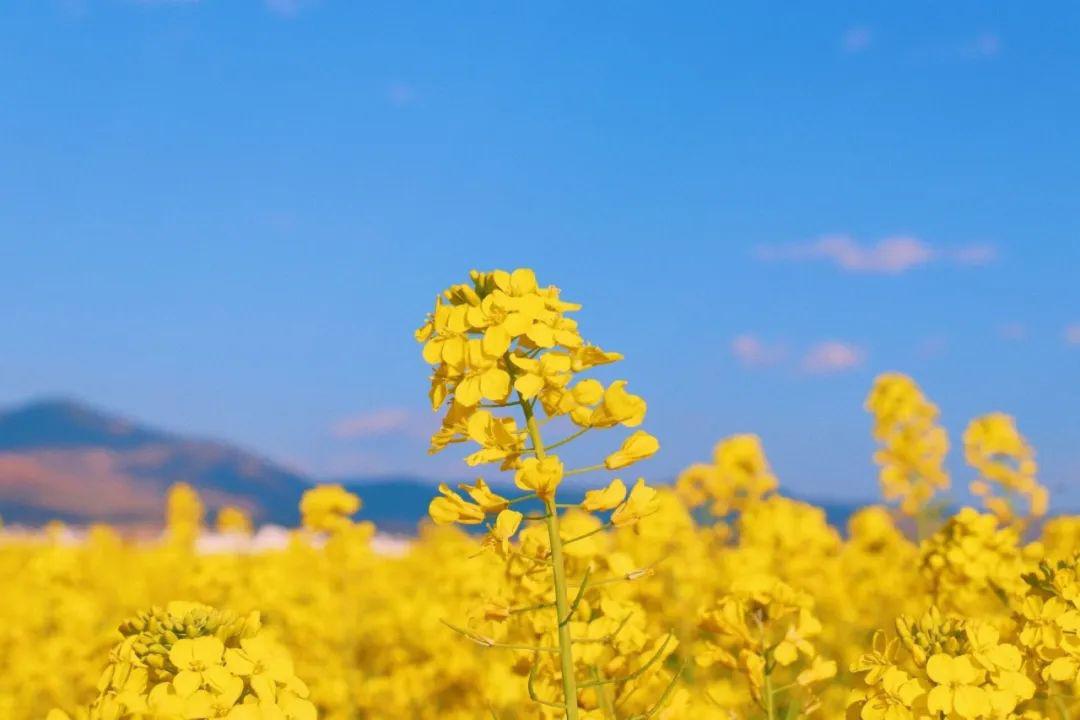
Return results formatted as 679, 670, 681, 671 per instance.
842, 26, 873, 54
756, 236, 997, 274
757, 236, 932, 274
733, 335, 867, 375
1065, 324, 1080, 346
387, 83, 418, 107
961, 32, 1001, 60
731, 334, 786, 368
998, 323, 1027, 342
126, 0, 311, 14
912, 32, 1002, 63
265, 0, 314, 17
916, 335, 949, 360
951, 243, 998, 266
330, 408, 413, 440
802, 341, 866, 374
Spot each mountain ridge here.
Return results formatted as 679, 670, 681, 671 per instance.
0, 397, 309, 526
0, 397, 872, 532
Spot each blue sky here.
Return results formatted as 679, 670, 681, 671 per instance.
1, 1, 1077, 505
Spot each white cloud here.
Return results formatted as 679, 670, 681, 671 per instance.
331, 408, 412, 439
756, 236, 998, 274
265, 0, 313, 16
842, 26, 873, 54
998, 323, 1027, 342
387, 83, 418, 107
757, 235, 933, 274
963, 32, 1001, 59
1065, 324, 1080, 346
731, 334, 785, 368
916, 335, 949, 360
913, 32, 1002, 63
951, 243, 998, 266
802, 341, 866, 374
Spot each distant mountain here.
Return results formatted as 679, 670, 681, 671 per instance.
336, 476, 443, 534
0, 398, 872, 532
0, 398, 309, 527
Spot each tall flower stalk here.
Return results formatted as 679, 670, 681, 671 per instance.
416, 268, 670, 719
521, 397, 580, 718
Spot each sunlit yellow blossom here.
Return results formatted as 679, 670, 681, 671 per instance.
464, 410, 525, 467
611, 479, 658, 527
581, 478, 627, 512
925, 653, 990, 717
513, 455, 564, 500
482, 509, 523, 557
428, 483, 486, 525
587, 381, 647, 428
300, 484, 361, 532
604, 430, 660, 470
457, 478, 509, 513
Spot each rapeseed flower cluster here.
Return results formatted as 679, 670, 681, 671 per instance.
865, 373, 950, 518
417, 269, 671, 719
48, 601, 315, 720
675, 434, 777, 519
965, 413, 1047, 526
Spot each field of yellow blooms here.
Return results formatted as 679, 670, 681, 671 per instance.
3, 268, 1078, 720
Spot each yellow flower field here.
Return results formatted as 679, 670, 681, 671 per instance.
3, 269, 1077, 720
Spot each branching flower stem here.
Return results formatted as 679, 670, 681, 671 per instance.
591, 666, 616, 720
521, 393, 580, 720
440, 620, 558, 653
565, 464, 605, 477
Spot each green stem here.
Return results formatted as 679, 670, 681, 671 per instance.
544, 427, 591, 452
1054, 694, 1071, 720
764, 673, 776, 720
522, 395, 580, 720
564, 522, 612, 546
591, 667, 616, 720
565, 464, 605, 477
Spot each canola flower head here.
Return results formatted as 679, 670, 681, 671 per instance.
865, 372, 950, 517
300, 484, 362, 533
414, 269, 676, 720
676, 433, 777, 517
166, 482, 205, 547
965, 412, 1047, 524
215, 506, 253, 536
849, 606, 1038, 720
54, 601, 316, 720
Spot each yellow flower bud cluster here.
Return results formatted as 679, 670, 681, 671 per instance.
865, 373, 950, 516
51, 601, 316, 720
965, 412, 1047, 524
849, 610, 1037, 720
1015, 555, 1080, 687
416, 268, 632, 430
